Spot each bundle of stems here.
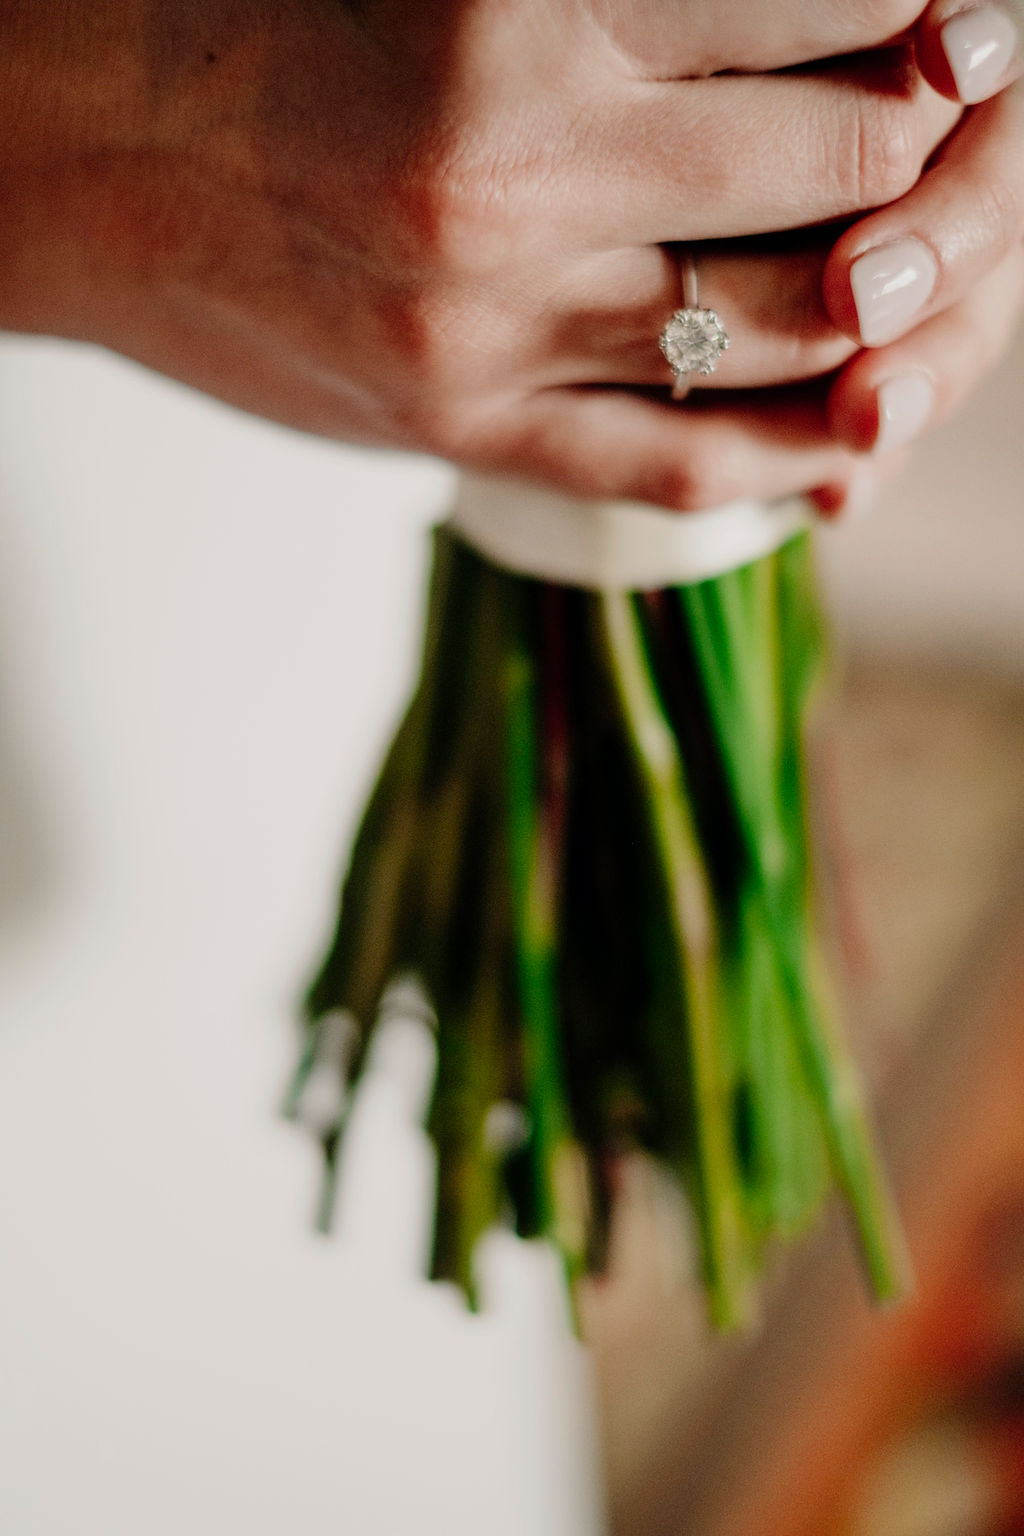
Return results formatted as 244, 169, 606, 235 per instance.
287, 519, 907, 1330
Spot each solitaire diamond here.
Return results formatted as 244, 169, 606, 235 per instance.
659, 307, 729, 381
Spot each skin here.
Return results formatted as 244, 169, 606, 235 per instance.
0, 0, 1021, 512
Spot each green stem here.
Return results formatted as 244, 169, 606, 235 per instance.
600, 589, 750, 1329
504, 584, 588, 1287
681, 549, 908, 1301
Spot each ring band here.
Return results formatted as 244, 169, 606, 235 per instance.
659, 253, 730, 400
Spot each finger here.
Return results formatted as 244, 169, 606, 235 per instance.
606, 51, 962, 244
914, 0, 1024, 102
548, 240, 857, 391
827, 242, 1024, 452
808, 448, 914, 520
469, 385, 860, 513
606, 0, 925, 77
823, 82, 1024, 346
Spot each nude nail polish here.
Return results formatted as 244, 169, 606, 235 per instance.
842, 464, 880, 522
850, 240, 939, 346
942, 5, 1019, 103
875, 373, 935, 452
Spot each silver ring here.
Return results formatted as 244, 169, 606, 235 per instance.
658, 253, 730, 401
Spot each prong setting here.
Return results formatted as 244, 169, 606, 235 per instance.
659, 307, 730, 387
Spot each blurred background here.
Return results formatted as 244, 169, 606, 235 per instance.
0, 321, 1020, 1535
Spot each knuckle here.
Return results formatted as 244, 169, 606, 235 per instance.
392, 132, 517, 276
849, 96, 924, 208
396, 166, 474, 269
649, 446, 737, 512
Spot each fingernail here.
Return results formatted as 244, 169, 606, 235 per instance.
843, 464, 880, 522
874, 372, 935, 452
941, 5, 1019, 103
850, 239, 939, 346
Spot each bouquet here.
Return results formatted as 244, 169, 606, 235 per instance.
287, 475, 907, 1331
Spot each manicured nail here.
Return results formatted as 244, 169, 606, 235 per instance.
875, 372, 935, 452
842, 464, 880, 522
850, 240, 939, 346
942, 5, 1018, 103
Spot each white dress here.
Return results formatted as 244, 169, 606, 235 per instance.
0, 335, 603, 1536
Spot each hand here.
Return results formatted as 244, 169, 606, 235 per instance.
0, 0, 966, 510
582, 0, 1024, 512
821, 2, 1024, 484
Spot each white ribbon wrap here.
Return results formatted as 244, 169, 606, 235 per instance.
448, 472, 813, 592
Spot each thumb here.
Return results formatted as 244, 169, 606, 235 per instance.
914, 0, 1023, 102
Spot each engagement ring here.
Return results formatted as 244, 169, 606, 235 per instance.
659, 253, 729, 400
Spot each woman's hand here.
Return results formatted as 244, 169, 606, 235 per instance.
821, 3, 1024, 480
590, 0, 1024, 512
0, 0, 962, 508
0, 0, 1018, 513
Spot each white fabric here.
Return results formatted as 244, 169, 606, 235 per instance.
449, 472, 813, 591
0, 337, 605, 1536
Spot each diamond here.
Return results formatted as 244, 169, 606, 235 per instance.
659, 307, 729, 380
